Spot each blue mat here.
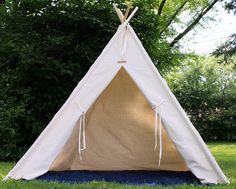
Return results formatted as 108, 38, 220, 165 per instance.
36, 170, 200, 186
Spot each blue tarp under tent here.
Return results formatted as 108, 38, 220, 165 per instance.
36, 171, 200, 186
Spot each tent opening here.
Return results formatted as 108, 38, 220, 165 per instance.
49, 67, 188, 172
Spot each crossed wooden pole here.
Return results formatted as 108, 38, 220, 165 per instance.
113, 3, 138, 24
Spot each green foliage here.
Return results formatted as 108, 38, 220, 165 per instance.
0, 0, 226, 161
213, 34, 236, 64
213, 0, 236, 62
0, 0, 170, 161
0, 0, 119, 161
166, 56, 236, 141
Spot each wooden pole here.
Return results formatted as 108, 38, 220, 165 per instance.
113, 3, 124, 23
122, 4, 132, 23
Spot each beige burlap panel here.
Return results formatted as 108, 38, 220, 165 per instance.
50, 67, 188, 171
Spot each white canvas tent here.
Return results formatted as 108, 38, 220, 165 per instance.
5, 4, 229, 185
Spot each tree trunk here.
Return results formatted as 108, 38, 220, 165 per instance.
169, 0, 219, 47
159, 1, 188, 36
157, 0, 167, 16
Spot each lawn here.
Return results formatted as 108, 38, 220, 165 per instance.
0, 142, 235, 189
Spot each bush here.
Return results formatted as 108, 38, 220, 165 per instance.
0, 0, 234, 161
0, 0, 179, 161
0, 0, 118, 161
166, 56, 236, 141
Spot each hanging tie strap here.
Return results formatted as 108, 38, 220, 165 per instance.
113, 4, 138, 64
120, 7, 138, 61
154, 100, 167, 166
121, 26, 128, 62
154, 106, 162, 166
78, 112, 86, 160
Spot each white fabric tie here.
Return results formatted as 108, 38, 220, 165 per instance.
121, 26, 128, 61
154, 105, 163, 166
78, 112, 86, 160
119, 7, 139, 61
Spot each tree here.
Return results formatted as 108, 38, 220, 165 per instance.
225, 0, 236, 13
166, 56, 236, 141
0, 0, 223, 160
213, 0, 236, 63
169, 0, 219, 47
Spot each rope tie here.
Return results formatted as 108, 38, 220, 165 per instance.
153, 100, 167, 167
121, 26, 128, 61
78, 112, 86, 160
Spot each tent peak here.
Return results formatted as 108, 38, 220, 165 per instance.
113, 3, 138, 24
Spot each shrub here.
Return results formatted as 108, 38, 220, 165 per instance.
166, 56, 236, 141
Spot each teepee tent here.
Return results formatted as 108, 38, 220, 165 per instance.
5, 4, 229, 185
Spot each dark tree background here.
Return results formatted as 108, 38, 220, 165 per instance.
0, 0, 234, 161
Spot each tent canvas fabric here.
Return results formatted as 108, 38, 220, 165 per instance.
5, 6, 229, 185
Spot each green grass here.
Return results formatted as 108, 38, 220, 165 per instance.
0, 142, 235, 189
